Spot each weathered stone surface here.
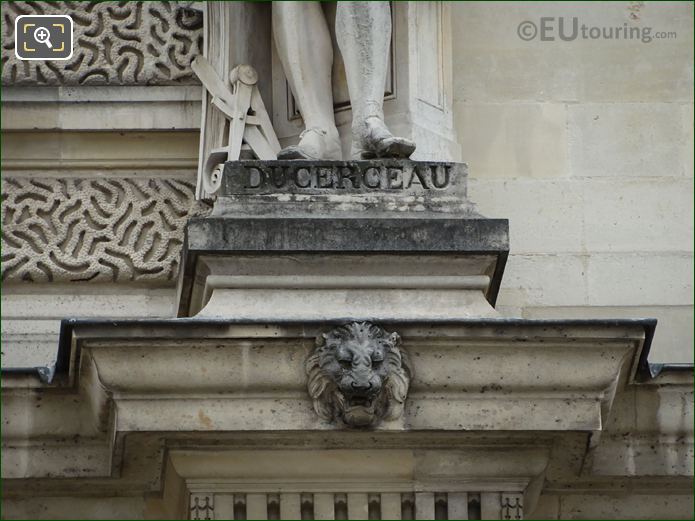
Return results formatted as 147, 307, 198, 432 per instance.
1, 288, 177, 371
523, 305, 694, 364
2, 86, 202, 131
2, 497, 147, 520
470, 176, 695, 255
550, 493, 694, 520
214, 160, 476, 215
568, 103, 690, 178
451, 1, 693, 377
1, 177, 205, 283
452, 2, 693, 104
1, 1, 203, 86
456, 103, 569, 179
184, 216, 508, 253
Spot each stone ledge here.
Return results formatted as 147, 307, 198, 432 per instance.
49, 317, 654, 384
1, 87, 202, 131
0, 318, 654, 491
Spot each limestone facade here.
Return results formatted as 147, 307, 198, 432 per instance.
1, 1, 693, 520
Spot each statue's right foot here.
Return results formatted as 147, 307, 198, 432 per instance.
351, 116, 416, 159
277, 127, 342, 160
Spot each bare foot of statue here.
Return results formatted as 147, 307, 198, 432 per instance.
277, 126, 342, 161
352, 116, 416, 160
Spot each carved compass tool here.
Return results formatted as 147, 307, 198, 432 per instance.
191, 56, 281, 197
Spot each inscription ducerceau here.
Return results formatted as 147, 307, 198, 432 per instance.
223, 161, 458, 195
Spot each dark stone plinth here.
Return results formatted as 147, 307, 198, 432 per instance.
176, 216, 509, 316
185, 217, 508, 253
176, 159, 507, 317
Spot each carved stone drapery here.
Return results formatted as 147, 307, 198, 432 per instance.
1, 1, 203, 86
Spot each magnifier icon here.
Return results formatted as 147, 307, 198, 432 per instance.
34, 26, 52, 48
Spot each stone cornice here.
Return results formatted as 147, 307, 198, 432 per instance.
1, 318, 654, 483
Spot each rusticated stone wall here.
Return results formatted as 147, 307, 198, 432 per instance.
1, 177, 200, 283
1, 1, 203, 85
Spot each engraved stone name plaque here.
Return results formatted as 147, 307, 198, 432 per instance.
215, 160, 476, 216
223, 160, 461, 194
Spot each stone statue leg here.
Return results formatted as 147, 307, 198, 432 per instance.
272, 2, 341, 160
336, 2, 416, 159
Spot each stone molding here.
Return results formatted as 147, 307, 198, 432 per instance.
0, 318, 651, 472
1, 1, 203, 86
0, 318, 669, 519
1, 177, 202, 284
1, 86, 202, 131
166, 450, 539, 519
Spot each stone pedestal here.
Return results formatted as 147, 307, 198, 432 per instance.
176, 216, 507, 320
177, 160, 507, 320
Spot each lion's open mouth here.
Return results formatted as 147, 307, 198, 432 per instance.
345, 395, 377, 413
344, 397, 378, 426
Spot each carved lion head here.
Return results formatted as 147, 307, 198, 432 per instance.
306, 322, 412, 427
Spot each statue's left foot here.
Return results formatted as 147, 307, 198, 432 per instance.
277, 126, 342, 161
352, 116, 416, 159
